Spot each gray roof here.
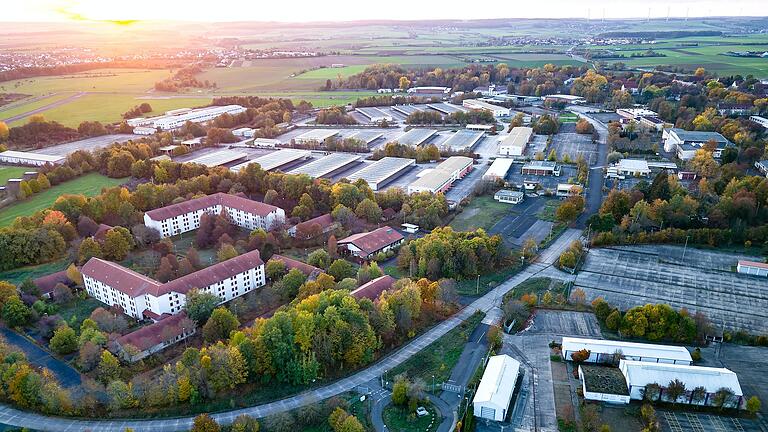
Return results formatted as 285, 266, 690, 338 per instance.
671, 128, 729, 143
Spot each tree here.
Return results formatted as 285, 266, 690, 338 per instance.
78, 237, 103, 264
53, 283, 74, 304
570, 349, 590, 363
102, 227, 134, 261
392, 376, 409, 406
746, 396, 761, 416
266, 259, 287, 280
556, 195, 585, 223
398, 76, 411, 91
605, 309, 621, 330
2, 297, 31, 327
0, 121, 8, 141
232, 414, 260, 432
355, 198, 382, 223
217, 243, 239, 262
665, 379, 686, 404
155, 256, 175, 283
191, 414, 221, 432
713, 387, 736, 409
328, 259, 355, 281
96, 350, 121, 384
185, 289, 221, 324
327, 235, 338, 258
49, 325, 77, 354
202, 307, 240, 343
307, 249, 331, 269
66, 263, 83, 286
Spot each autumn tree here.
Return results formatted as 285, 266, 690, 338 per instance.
49, 325, 78, 354
185, 289, 221, 324
102, 227, 134, 261
96, 350, 122, 384
202, 307, 240, 343
191, 414, 221, 432
78, 237, 103, 264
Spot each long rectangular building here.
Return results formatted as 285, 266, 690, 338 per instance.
408, 156, 473, 194
186, 150, 248, 167
441, 130, 485, 150
392, 105, 425, 116
143, 192, 286, 238
462, 99, 511, 117
151, 105, 246, 130
396, 128, 438, 146
427, 102, 467, 115
355, 107, 393, 123
293, 129, 339, 145
82, 249, 266, 321
0, 151, 66, 166
499, 127, 533, 156
483, 158, 515, 182
562, 337, 693, 365
346, 157, 416, 191
230, 149, 311, 172
287, 153, 361, 178
473, 355, 521, 422
347, 130, 384, 145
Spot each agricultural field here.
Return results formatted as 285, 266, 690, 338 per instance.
0, 166, 28, 184
0, 93, 75, 122
0, 173, 126, 226
0, 68, 172, 95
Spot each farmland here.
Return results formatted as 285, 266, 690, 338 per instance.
0, 173, 126, 226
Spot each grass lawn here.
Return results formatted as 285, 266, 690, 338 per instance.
0, 69, 173, 95
0, 93, 74, 121
559, 113, 578, 123
388, 311, 484, 384
456, 263, 523, 297
383, 404, 438, 432
56, 297, 104, 330
536, 198, 561, 222
0, 173, 126, 227
502, 277, 567, 303
0, 165, 29, 184
0, 258, 69, 286
450, 195, 515, 232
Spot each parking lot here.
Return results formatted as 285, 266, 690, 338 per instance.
550, 123, 598, 165
486, 197, 555, 247
523, 135, 549, 159
659, 411, 762, 432
574, 245, 768, 334
505, 163, 579, 191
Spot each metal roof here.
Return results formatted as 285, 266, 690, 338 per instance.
287, 153, 361, 178
396, 128, 437, 146
473, 355, 521, 407
348, 130, 384, 144
500, 127, 533, 150
346, 157, 415, 186
620, 360, 742, 396
294, 129, 340, 142
562, 337, 693, 363
484, 158, 515, 179
442, 130, 485, 150
427, 102, 467, 114
230, 149, 311, 172
0, 151, 65, 162
186, 150, 248, 167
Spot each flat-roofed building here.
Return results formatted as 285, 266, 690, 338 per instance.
639, 116, 667, 131
616, 159, 651, 177
499, 127, 533, 156
186, 150, 248, 167
663, 128, 732, 160
0, 151, 65, 166
494, 189, 524, 204
462, 99, 511, 117
616, 108, 658, 119
426, 102, 467, 115
521, 160, 560, 176
441, 130, 485, 150
355, 107, 393, 123
392, 105, 426, 116
755, 160, 768, 177
737, 260, 768, 277
557, 183, 583, 197
544, 94, 586, 105
749, 115, 768, 129
133, 126, 157, 135
230, 149, 311, 172
293, 129, 339, 145
562, 337, 693, 365
151, 105, 246, 130
347, 130, 384, 145
287, 153, 361, 178
232, 127, 256, 138
473, 355, 521, 422
346, 157, 416, 191
620, 360, 743, 407
396, 128, 437, 146
466, 124, 495, 131
483, 158, 515, 182
143, 192, 286, 238
407, 86, 451, 95
408, 156, 473, 194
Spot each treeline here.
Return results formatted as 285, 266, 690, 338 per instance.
154, 65, 215, 92
405, 110, 496, 125
354, 95, 439, 108
397, 227, 507, 280
316, 107, 357, 125
6, 116, 80, 149
371, 142, 441, 163
122, 103, 152, 119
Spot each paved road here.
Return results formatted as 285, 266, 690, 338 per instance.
371, 391, 454, 432
0, 230, 581, 432
0, 92, 86, 123
567, 107, 609, 228
0, 326, 81, 389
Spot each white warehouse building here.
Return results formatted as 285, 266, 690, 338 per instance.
462, 99, 511, 117
473, 355, 521, 422
151, 105, 246, 130
143, 192, 286, 238
562, 337, 693, 365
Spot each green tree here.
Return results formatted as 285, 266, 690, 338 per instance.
392, 376, 409, 406
2, 297, 31, 327
605, 309, 621, 331
185, 289, 221, 324
328, 259, 355, 281
78, 237, 103, 264
266, 259, 287, 280
49, 325, 78, 354
307, 249, 331, 269
96, 350, 121, 384
665, 379, 686, 404
355, 198, 382, 223
232, 414, 260, 432
280, 268, 308, 300
102, 227, 134, 261
216, 243, 238, 262
202, 307, 240, 343
746, 396, 761, 416
191, 413, 221, 432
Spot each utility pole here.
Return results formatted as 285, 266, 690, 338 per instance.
682, 235, 690, 260
476, 274, 480, 295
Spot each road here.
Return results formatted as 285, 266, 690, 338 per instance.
0, 229, 582, 432
0, 92, 86, 123
567, 106, 609, 227
0, 326, 81, 389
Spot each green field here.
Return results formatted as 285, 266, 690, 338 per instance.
450, 195, 514, 232
0, 258, 69, 286
0, 68, 172, 95
0, 173, 126, 226
0, 93, 74, 121
0, 166, 28, 184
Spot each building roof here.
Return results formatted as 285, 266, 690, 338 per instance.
269, 254, 322, 276
294, 129, 339, 142
522, 160, 557, 170
617, 159, 650, 172
93, 223, 113, 241
409, 169, 453, 192
346, 157, 415, 186
0, 151, 65, 163
350, 275, 396, 300
397, 128, 438, 146
33, 270, 71, 296
464, 99, 509, 112
161, 249, 264, 296
144, 193, 281, 221
442, 130, 485, 150
670, 128, 730, 144
620, 360, 743, 396
230, 149, 311, 172
473, 355, 521, 408
186, 149, 248, 167
437, 156, 473, 174
484, 158, 515, 179
292, 213, 337, 235
738, 260, 768, 270
494, 190, 524, 199
287, 153, 361, 178
82, 258, 163, 298
500, 127, 533, 150
116, 312, 192, 352
338, 226, 404, 256
562, 337, 693, 363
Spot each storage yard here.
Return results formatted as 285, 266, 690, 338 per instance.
345, 157, 416, 190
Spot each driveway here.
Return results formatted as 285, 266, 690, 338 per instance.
0, 326, 81, 388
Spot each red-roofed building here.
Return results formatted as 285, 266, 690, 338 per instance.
737, 260, 768, 277
338, 226, 404, 261
82, 249, 266, 320
93, 224, 113, 242
114, 312, 196, 362
33, 270, 73, 300
287, 214, 339, 239
350, 275, 396, 300
143, 192, 285, 238
269, 255, 322, 278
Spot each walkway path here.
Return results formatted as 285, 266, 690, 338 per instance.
0, 229, 582, 432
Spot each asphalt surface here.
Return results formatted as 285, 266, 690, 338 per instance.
567, 107, 609, 228
0, 326, 81, 388
0, 231, 582, 431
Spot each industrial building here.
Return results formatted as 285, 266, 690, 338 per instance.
396, 128, 438, 146
407, 86, 451, 95
407, 156, 473, 194
0, 151, 66, 166
737, 260, 768, 277
466, 124, 495, 132
521, 160, 560, 176
616, 108, 658, 120
230, 149, 311, 172
338, 226, 404, 261
441, 130, 485, 150
392, 105, 425, 116
614, 159, 651, 177
483, 158, 515, 182
494, 189, 524, 204
639, 116, 667, 131
355, 107, 393, 123
462, 99, 511, 117
562, 337, 693, 365
149, 105, 246, 130
543, 94, 586, 105
427, 102, 467, 115
143, 192, 286, 238
663, 128, 732, 160
186, 150, 248, 167
756, 160, 768, 177
232, 127, 256, 138
346, 157, 416, 191
287, 153, 361, 178
472, 355, 521, 422
347, 130, 384, 145
293, 129, 339, 145
252, 138, 281, 148
133, 126, 157, 135
499, 127, 533, 156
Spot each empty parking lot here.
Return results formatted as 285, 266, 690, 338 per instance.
550, 123, 598, 165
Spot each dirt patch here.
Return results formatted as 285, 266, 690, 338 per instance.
552, 361, 575, 422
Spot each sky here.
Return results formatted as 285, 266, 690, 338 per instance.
3, 0, 768, 23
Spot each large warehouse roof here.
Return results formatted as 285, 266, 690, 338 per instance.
442, 130, 485, 150
500, 127, 533, 152
287, 153, 361, 178
392, 105, 425, 116
396, 128, 437, 146
438, 156, 474, 175
185, 150, 248, 167
427, 102, 467, 114
346, 157, 415, 189
620, 360, 742, 396
562, 337, 693, 363
473, 355, 521, 409
483, 158, 515, 180
0, 151, 65, 163
294, 129, 340, 142
348, 130, 384, 144
230, 149, 310, 172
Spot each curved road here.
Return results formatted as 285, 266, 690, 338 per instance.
0, 229, 582, 432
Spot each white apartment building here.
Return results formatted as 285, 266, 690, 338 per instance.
82, 249, 266, 320
143, 192, 286, 238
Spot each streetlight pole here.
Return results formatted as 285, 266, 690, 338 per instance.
432, 375, 435, 393
682, 235, 690, 260
476, 274, 480, 295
